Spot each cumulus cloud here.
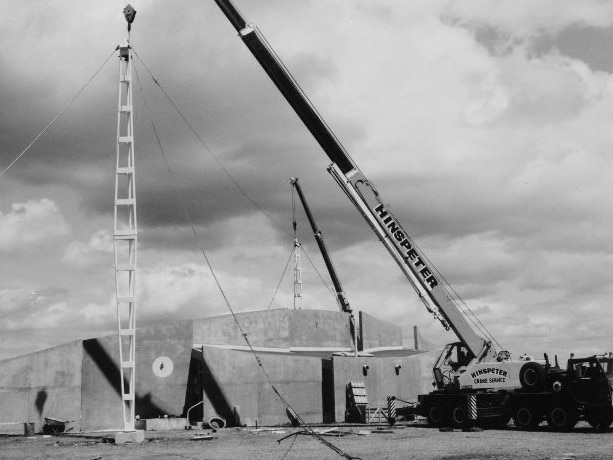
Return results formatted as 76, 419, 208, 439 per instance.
0, 288, 31, 316
136, 260, 279, 323
63, 229, 114, 267
444, 0, 613, 40
2, 1, 613, 361
0, 199, 69, 251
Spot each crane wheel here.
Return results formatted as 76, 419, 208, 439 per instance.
519, 362, 546, 391
513, 406, 541, 430
546, 406, 577, 431
586, 410, 612, 432
450, 405, 468, 428
427, 405, 445, 427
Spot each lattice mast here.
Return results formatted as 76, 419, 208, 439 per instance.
113, 4, 137, 432
293, 238, 303, 310
291, 186, 303, 310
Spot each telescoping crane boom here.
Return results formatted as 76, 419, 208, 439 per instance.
212, 0, 496, 364
291, 178, 360, 353
291, 178, 351, 315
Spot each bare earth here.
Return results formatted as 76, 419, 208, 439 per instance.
1, 422, 611, 460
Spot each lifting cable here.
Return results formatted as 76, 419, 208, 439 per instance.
266, 244, 338, 311
267, 185, 337, 310
301, 246, 337, 300
292, 183, 297, 240
353, 181, 504, 351
415, 241, 505, 352
0, 48, 117, 181
256, 26, 359, 172
132, 49, 290, 238
133, 62, 173, 175
290, 182, 337, 300
180, 165, 362, 460
266, 245, 294, 310
132, 59, 360, 460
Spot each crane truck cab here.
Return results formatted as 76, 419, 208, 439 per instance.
561, 355, 613, 430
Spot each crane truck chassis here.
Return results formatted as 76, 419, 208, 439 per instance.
211, 0, 613, 432
418, 349, 613, 431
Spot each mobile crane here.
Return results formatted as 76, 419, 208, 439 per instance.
211, 0, 613, 431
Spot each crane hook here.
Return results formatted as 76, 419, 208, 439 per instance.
123, 4, 137, 32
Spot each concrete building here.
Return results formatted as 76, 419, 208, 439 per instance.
0, 309, 437, 433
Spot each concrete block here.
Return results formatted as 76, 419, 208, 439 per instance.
193, 309, 354, 349
145, 418, 188, 431
194, 310, 290, 348
0, 423, 27, 435
289, 310, 353, 348
115, 430, 145, 444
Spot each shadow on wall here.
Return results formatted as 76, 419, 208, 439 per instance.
182, 350, 204, 423
83, 339, 164, 418
198, 352, 235, 425
35, 388, 47, 416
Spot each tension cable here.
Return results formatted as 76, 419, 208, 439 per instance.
0, 48, 116, 181
132, 48, 289, 237
132, 56, 359, 460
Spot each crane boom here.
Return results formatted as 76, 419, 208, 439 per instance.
292, 177, 360, 352
212, 0, 496, 362
291, 177, 351, 314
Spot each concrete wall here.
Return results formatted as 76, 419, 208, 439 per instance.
0, 310, 429, 432
81, 321, 194, 431
199, 346, 322, 426
81, 335, 123, 431
0, 341, 83, 433
136, 320, 194, 418
359, 312, 403, 351
193, 309, 354, 349
330, 351, 438, 422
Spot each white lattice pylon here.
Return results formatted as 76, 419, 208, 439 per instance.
113, 42, 137, 432
293, 239, 303, 310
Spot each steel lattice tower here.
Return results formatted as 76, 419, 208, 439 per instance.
113, 41, 137, 432
293, 239, 303, 310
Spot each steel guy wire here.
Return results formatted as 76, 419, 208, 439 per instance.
0, 48, 117, 181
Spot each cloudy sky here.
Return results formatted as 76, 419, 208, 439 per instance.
1, 0, 613, 361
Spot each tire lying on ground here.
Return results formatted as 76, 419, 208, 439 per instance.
206, 416, 226, 430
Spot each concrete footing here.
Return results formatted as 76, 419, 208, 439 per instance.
143, 418, 189, 431
114, 430, 145, 444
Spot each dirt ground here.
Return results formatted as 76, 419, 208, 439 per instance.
1, 422, 612, 460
